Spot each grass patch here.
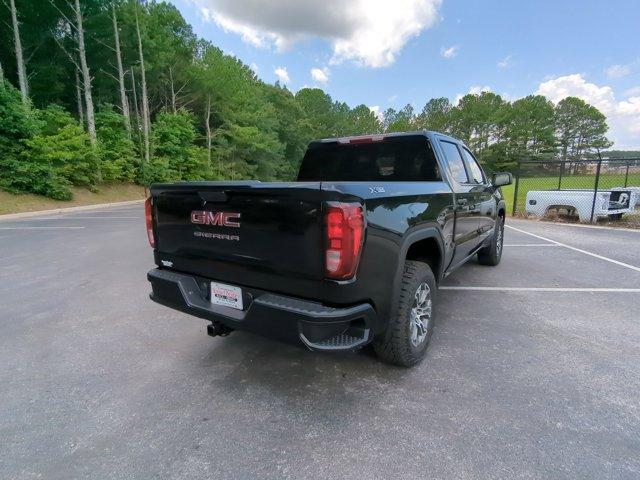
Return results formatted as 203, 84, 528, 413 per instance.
0, 183, 147, 215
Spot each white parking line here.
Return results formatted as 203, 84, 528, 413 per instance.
504, 244, 561, 247
514, 220, 640, 234
440, 286, 640, 292
506, 225, 640, 273
0, 226, 85, 230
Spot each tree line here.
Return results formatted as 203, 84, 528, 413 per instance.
0, 0, 614, 200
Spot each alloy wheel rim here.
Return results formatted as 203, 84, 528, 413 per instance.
496, 221, 504, 255
410, 282, 432, 347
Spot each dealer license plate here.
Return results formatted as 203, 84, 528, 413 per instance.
210, 281, 243, 310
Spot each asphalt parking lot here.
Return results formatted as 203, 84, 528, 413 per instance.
1, 204, 639, 479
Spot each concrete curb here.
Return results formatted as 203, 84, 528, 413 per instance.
0, 199, 145, 221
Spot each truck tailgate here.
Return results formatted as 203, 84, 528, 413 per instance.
151, 182, 325, 294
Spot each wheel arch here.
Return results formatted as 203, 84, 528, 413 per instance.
385, 227, 444, 337
392, 227, 444, 299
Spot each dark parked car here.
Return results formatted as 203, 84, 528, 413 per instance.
146, 131, 512, 366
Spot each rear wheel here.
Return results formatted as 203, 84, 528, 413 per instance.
374, 260, 436, 367
477, 215, 504, 266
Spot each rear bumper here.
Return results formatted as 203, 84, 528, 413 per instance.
147, 268, 376, 351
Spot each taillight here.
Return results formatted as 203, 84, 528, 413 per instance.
324, 202, 365, 279
145, 197, 155, 248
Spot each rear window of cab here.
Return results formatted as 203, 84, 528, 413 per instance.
297, 136, 441, 182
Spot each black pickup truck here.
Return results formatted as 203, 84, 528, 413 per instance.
146, 132, 511, 366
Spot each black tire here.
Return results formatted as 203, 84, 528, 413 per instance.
374, 261, 436, 367
477, 215, 504, 266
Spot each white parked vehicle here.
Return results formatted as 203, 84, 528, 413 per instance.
611, 186, 640, 206
525, 188, 637, 222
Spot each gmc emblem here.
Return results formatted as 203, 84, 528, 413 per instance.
191, 211, 241, 228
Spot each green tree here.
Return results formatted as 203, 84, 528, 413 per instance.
385, 104, 415, 132
450, 92, 509, 165
36, 104, 76, 136
147, 109, 206, 183
504, 95, 556, 157
25, 123, 98, 189
264, 84, 314, 179
0, 0, 73, 108
117, 1, 198, 114
190, 44, 258, 170
217, 72, 285, 179
415, 98, 452, 133
555, 96, 611, 161
216, 123, 284, 180
347, 104, 382, 135
96, 105, 137, 182
0, 79, 38, 151
331, 100, 352, 136
0, 0, 620, 200
0, 80, 68, 198
296, 88, 333, 137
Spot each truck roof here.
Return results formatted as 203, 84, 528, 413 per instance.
311, 130, 462, 146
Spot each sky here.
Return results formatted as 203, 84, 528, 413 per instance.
172, 0, 640, 149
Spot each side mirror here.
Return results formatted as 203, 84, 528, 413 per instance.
492, 172, 512, 187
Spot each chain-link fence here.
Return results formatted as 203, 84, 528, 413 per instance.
511, 158, 640, 226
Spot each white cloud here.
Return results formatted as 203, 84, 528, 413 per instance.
194, 0, 442, 67
369, 105, 383, 121
441, 45, 458, 59
624, 86, 640, 97
200, 7, 211, 21
311, 67, 330, 84
604, 64, 631, 79
500, 92, 517, 102
469, 85, 492, 95
274, 66, 290, 84
454, 85, 491, 105
536, 74, 640, 148
536, 74, 614, 112
618, 96, 640, 117
200, 7, 265, 47
497, 55, 512, 69
250, 62, 259, 74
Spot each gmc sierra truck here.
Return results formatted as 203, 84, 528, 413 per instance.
146, 132, 512, 366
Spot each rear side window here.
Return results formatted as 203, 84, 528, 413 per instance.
462, 147, 485, 184
440, 141, 469, 183
297, 136, 441, 182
